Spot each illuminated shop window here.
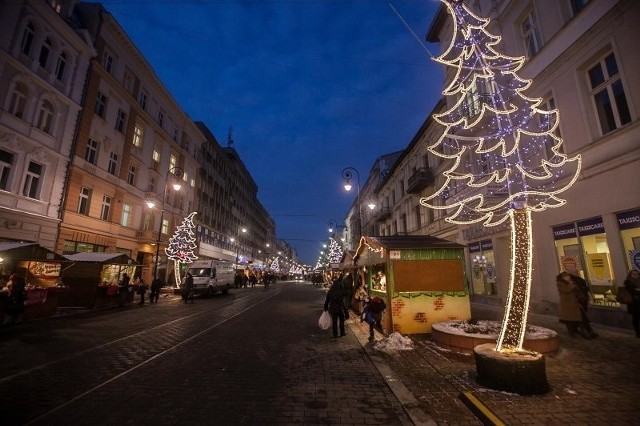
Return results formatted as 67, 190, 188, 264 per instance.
469, 239, 496, 295
616, 208, 640, 271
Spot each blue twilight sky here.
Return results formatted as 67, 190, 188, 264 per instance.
100, 0, 445, 265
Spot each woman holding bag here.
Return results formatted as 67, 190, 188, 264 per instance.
323, 278, 348, 338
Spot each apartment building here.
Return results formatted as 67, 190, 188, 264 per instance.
0, 0, 94, 249
372, 0, 639, 327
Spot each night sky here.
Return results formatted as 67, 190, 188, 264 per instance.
101, 0, 444, 264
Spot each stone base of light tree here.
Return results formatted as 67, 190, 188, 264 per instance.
474, 343, 549, 395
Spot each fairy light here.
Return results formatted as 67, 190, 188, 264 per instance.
421, 0, 581, 352
166, 212, 198, 287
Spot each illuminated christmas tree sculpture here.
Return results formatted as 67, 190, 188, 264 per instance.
270, 257, 280, 274
166, 212, 199, 287
327, 238, 343, 265
420, 0, 581, 354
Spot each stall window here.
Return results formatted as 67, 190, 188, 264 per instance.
617, 208, 640, 271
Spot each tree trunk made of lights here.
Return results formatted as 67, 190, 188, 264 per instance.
496, 208, 532, 352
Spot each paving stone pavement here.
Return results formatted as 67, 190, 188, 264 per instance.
1, 284, 639, 425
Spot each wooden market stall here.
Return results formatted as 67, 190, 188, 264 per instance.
353, 235, 471, 335
59, 253, 138, 308
0, 242, 68, 320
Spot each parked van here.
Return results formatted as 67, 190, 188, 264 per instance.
184, 260, 235, 297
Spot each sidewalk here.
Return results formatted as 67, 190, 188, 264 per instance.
348, 303, 640, 425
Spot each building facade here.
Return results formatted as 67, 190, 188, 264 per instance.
0, 0, 94, 250
369, 0, 639, 328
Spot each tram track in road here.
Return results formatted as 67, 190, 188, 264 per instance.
1, 286, 282, 425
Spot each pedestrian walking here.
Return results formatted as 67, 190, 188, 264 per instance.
182, 272, 194, 303
342, 272, 354, 309
623, 269, 640, 337
249, 273, 257, 288
149, 277, 162, 303
323, 278, 348, 338
363, 296, 386, 341
136, 277, 148, 305
118, 272, 130, 307
1, 273, 27, 325
556, 271, 598, 338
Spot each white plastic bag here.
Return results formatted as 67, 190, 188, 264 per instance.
318, 311, 332, 330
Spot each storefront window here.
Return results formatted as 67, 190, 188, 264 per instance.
469, 239, 496, 295
617, 208, 640, 270
553, 217, 616, 306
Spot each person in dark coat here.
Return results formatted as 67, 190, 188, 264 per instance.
182, 272, 194, 303
149, 277, 162, 303
2, 274, 27, 325
323, 278, 348, 338
623, 269, 640, 337
118, 272, 130, 307
342, 272, 354, 309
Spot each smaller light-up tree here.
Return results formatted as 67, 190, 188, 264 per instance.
327, 238, 343, 264
166, 212, 198, 287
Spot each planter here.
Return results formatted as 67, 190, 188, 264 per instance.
431, 320, 559, 356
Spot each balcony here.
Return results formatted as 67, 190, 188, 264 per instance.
375, 207, 392, 222
406, 167, 435, 194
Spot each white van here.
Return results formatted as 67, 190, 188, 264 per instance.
185, 260, 235, 297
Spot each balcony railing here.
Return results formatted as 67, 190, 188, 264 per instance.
375, 207, 392, 222
406, 167, 435, 194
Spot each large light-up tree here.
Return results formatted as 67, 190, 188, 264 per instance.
166, 212, 198, 287
420, 0, 581, 352
327, 238, 344, 265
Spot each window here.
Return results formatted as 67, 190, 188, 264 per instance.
157, 109, 164, 127
22, 161, 42, 199
588, 52, 631, 135
152, 145, 160, 165
161, 217, 168, 235
9, 83, 28, 119
139, 91, 147, 110
121, 203, 131, 227
143, 212, 153, 231
148, 177, 155, 192
461, 82, 481, 118
78, 187, 90, 215
36, 100, 54, 133
39, 37, 51, 69
541, 97, 563, 159
115, 109, 126, 132
123, 69, 134, 94
108, 152, 118, 175
133, 124, 144, 147
100, 195, 111, 221
21, 22, 35, 56
95, 91, 107, 118
85, 138, 98, 164
127, 165, 136, 185
521, 9, 542, 58
55, 51, 66, 81
102, 50, 114, 74
0, 149, 14, 191
571, 0, 590, 14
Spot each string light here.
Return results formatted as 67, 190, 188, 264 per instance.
166, 212, 199, 287
421, 1, 581, 351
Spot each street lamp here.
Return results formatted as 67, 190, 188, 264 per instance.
152, 166, 184, 282
341, 167, 362, 241
230, 226, 247, 269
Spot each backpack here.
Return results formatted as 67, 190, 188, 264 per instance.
370, 297, 386, 313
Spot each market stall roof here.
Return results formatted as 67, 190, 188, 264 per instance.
0, 242, 66, 261
354, 235, 466, 265
64, 253, 138, 265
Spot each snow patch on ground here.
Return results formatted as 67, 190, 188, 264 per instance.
433, 319, 557, 339
373, 332, 414, 352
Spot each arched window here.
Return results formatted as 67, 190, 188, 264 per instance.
20, 22, 35, 56
39, 37, 51, 69
55, 51, 67, 81
37, 99, 54, 134
9, 82, 28, 119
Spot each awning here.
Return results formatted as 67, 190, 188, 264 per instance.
354, 235, 465, 266
0, 242, 66, 262
63, 253, 138, 265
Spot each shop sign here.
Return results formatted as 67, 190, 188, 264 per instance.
630, 250, 640, 270
553, 223, 576, 240
390, 250, 401, 259
29, 262, 61, 277
616, 209, 640, 230
480, 239, 493, 251
586, 253, 612, 286
561, 256, 581, 273
577, 217, 604, 237
468, 242, 481, 253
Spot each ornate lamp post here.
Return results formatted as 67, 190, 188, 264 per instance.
151, 166, 184, 282
341, 167, 362, 242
